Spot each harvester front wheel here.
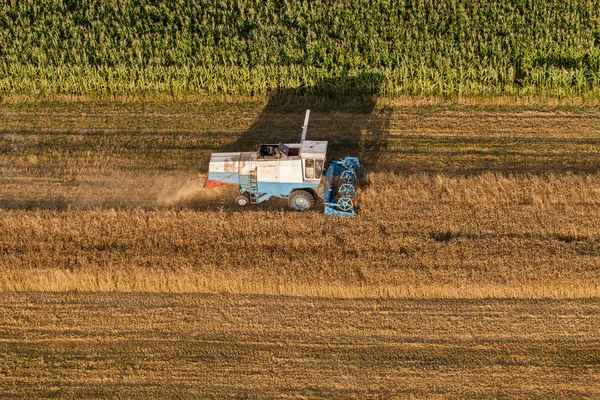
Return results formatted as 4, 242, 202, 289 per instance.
288, 190, 315, 211
235, 194, 250, 207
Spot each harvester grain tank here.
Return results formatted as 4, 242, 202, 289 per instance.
204, 110, 362, 216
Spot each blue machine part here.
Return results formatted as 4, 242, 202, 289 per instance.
323, 157, 362, 217
206, 171, 241, 185
292, 195, 311, 210
340, 170, 357, 183
256, 182, 319, 197
338, 183, 356, 197
208, 172, 319, 204
248, 182, 319, 204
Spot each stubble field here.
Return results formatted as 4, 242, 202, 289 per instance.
2, 98, 600, 297
1, 293, 599, 398
1, 98, 600, 397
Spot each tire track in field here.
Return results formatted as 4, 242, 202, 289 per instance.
0, 293, 598, 398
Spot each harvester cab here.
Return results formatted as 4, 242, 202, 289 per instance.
204, 110, 362, 216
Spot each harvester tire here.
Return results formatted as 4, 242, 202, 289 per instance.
288, 190, 315, 211
236, 195, 250, 207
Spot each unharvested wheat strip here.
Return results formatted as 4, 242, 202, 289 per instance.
2, 171, 600, 299
2, 269, 599, 299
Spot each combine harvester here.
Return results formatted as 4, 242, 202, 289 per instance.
204, 110, 363, 216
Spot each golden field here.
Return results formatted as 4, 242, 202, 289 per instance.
1, 293, 599, 398
2, 171, 600, 298
1, 99, 600, 298
2, 99, 600, 398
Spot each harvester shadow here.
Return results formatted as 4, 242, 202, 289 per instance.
194, 72, 391, 210
221, 72, 389, 168
0, 74, 391, 212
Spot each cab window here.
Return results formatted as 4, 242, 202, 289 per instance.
315, 160, 324, 179
305, 159, 324, 180
305, 159, 315, 179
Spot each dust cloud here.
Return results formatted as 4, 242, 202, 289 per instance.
155, 173, 230, 206
63, 171, 234, 210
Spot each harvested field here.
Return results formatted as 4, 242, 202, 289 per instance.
2, 100, 599, 397
1, 101, 600, 297
1, 293, 598, 398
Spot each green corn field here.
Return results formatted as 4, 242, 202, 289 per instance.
1, 0, 600, 98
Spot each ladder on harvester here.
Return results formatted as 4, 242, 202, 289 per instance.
238, 170, 260, 204
248, 171, 259, 204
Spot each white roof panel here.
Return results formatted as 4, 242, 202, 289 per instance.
301, 141, 327, 158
